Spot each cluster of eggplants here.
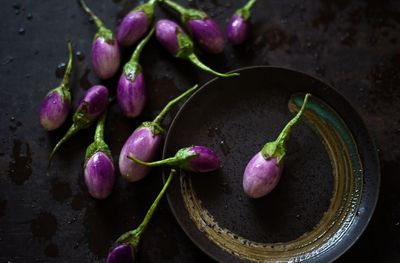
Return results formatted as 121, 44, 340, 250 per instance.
119, 85, 198, 182
48, 85, 109, 166
117, 27, 155, 118
243, 94, 311, 198
84, 110, 115, 199
227, 0, 257, 45
106, 169, 176, 263
117, 0, 157, 46
156, 19, 238, 78
79, 0, 120, 79
160, 0, 225, 54
128, 145, 221, 173
39, 42, 73, 131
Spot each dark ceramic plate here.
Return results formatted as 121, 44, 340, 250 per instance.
162, 66, 380, 263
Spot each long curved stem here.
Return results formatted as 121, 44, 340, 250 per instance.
152, 84, 198, 125
130, 27, 155, 64
116, 169, 176, 248
261, 93, 311, 163
61, 41, 73, 89
79, 0, 104, 30
243, 0, 257, 11
94, 110, 107, 142
127, 154, 179, 167
187, 54, 239, 78
161, 0, 186, 14
48, 124, 80, 169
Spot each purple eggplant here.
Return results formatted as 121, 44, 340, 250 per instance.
243, 93, 311, 198
227, 0, 257, 45
79, 0, 120, 79
156, 19, 238, 78
84, 110, 115, 199
119, 85, 197, 182
107, 169, 175, 263
48, 85, 109, 166
39, 42, 73, 131
128, 145, 220, 173
161, 0, 224, 54
117, 27, 154, 118
117, 0, 157, 46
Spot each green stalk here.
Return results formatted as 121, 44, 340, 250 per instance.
116, 169, 176, 248
48, 124, 80, 169
127, 154, 180, 167
152, 84, 198, 125
61, 41, 73, 90
79, 0, 104, 30
187, 54, 239, 78
129, 27, 155, 64
94, 109, 107, 142
261, 93, 311, 164
236, 0, 257, 20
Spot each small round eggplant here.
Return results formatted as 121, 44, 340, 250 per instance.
79, 0, 120, 79
39, 42, 73, 130
161, 0, 224, 54
155, 19, 238, 78
107, 170, 175, 262
48, 85, 109, 167
242, 93, 311, 198
84, 111, 115, 199
119, 85, 197, 182
106, 244, 135, 263
117, 27, 154, 118
117, 0, 157, 46
128, 145, 220, 173
227, 0, 257, 45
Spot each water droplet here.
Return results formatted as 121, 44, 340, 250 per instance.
13, 3, 21, 10
220, 140, 231, 156
55, 62, 66, 78
14, 10, 20, 15
10, 116, 15, 121
395, 222, 399, 226
76, 51, 85, 61
295, 214, 301, 219
26, 13, 33, 20
2, 56, 14, 65
18, 27, 25, 35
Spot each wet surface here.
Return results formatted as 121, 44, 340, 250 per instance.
0, 0, 400, 262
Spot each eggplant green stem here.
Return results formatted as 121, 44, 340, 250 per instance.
152, 84, 198, 125
61, 42, 73, 90
236, 0, 257, 20
130, 27, 155, 64
161, 0, 206, 21
79, 0, 104, 30
128, 154, 180, 167
116, 169, 176, 248
94, 109, 107, 142
161, 0, 186, 15
261, 93, 311, 164
48, 124, 80, 169
187, 54, 239, 78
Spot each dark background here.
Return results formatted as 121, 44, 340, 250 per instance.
0, 0, 399, 262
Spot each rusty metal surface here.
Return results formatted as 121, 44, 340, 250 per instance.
0, 0, 399, 262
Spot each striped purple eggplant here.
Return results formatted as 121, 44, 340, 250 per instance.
119, 85, 197, 182
227, 0, 257, 45
243, 94, 311, 198
79, 0, 120, 79
39, 42, 73, 131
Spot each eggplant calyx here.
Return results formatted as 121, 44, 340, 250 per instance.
141, 121, 165, 136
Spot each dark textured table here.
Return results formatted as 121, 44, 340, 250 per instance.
1, 0, 399, 262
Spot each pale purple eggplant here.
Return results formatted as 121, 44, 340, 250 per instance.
48, 85, 109, 166
155, 19, 238, 78
79, 0, 120, 79
39, 42, 73, 130
128, 145, 220, 173
84, 110, 115, 199
243, 93, 311, 198
227, 0, 257, 45
119, 85, 197, 182
117, 27, 154, 118
117, 0, 157, 46
161, 0, 224, 54
107, 170, 175, 263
